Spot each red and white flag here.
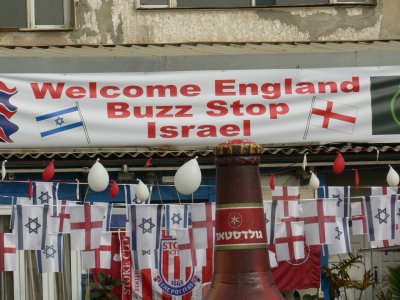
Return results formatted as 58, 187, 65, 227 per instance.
371, 186, 398, 196
301, 198, 338, 245
69, 204, 106, 250
272, 186, 300, 218
363, 195, 397, 242
14, 204, 49, 250
308, 98, 357, 135
190, 202, 216, 249
37, 233, 63, 273
0, 233, 16, 271
49, 200, 77, 233
274, 221, 305, 262
351, 202, 368, 235
81, 231, 112, 269
176, 228, 197, 268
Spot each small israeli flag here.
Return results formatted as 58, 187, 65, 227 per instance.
35, 103, 89, 142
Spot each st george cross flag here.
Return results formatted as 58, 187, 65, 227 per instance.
37, 233, 63, 273
274, 221, 305, 262
371, 186, 398, 196
301, 198, 338, 245
164, 204, 189, 236
176, 228, 197, 268
33, 182, 59, 215
363, 195, 397, 242
128, 204, 163, 251
272, 186, 300, 218
48, 200, 77, 233
308, 98, 357, 135
81, 232, 112, 269
14, 204, 49, 250
0, 233, 16, 272
323, 218, 351, 256
319, 186, 350, 218
190, 202, 216, 249
351, 202, 368, 235
35, 103, 86, 139
69, 204, 106, 250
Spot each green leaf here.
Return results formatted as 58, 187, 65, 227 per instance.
88, 282, 104, 290
90, 290, 105, 298
97, 272, 106, 282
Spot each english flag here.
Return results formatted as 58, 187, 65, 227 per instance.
351, 202, 368, 235
308, 98, 357, 135
176, 228, 197, 268
272, 186, 300, 218
14, 204, 49, 250
319, 186, 350, 218
323, 218, 351, 256
164, 204, 189, 236
0, 233, 16, 272
301, 198, 338, 245
128, 204, 163, 251
48, 200, 77, 233
190, 202, 216, 249
37, 233, 63, 273
363, 195, 397, 242
371, 186, 398, 196
69, 204, 106, 250
81, 231, 112, 270
274, 221, 305, 262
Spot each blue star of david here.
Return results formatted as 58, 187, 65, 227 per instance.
335, 226, 343, 240
375, 208, 390, 224
138, 217, 155, 234
38, 191, 52, 204
142, 249, 151, 255
333, 194, 343, 207
171, 213, 182, 225
25, 217, 41, 234
55, 117, 64, 126
43, 245, 57, 259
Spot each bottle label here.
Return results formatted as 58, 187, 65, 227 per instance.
215, 204, 267, 250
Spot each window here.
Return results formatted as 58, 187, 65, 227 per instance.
0, 0, 73, 30
137, 0, 375, 8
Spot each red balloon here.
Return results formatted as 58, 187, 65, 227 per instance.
109, 180, 120, 198
28, 179, 33, 199
269, 174, 276, 191
333, 152, 345, 175
353, 168, 360, 191
43, 160, 55, 181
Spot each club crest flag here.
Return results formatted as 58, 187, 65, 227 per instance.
81, 231, 112, 269
37, 233, 63, 273
351, 202, 368, 235
301, 198, 338, 245
164, 204, 189, 236
319, 186, 350, 218
128, 204, 163, 251
190, 202, 216, 249
69, 204, 106, 250
323, 217, 351, 256
363, 195, 397, 242
14, 204, 49, 250
370, 186, 398, 196
0, 233, 16, 272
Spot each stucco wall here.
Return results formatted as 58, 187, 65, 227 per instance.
0, 0, 399, 46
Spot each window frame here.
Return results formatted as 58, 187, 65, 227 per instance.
136, 0, 376, 9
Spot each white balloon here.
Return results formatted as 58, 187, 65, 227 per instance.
136, 179, 150, 202
174, 157, 202, 195
309, 171, 320, 190
1, 160, 6, 181
88, 159, 109, 192
387, 165, 399, 187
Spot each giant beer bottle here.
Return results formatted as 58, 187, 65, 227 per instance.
204, 140, 283, 300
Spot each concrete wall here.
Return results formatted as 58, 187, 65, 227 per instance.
0, 0, 399, 46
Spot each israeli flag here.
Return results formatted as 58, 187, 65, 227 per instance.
35, 104, 85, 139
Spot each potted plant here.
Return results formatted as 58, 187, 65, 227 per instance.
88, 272, 124, 300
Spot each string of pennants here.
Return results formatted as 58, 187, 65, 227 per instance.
1, 184, 399, 274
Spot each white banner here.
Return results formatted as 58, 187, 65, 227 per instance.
1, 66, 400, 147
